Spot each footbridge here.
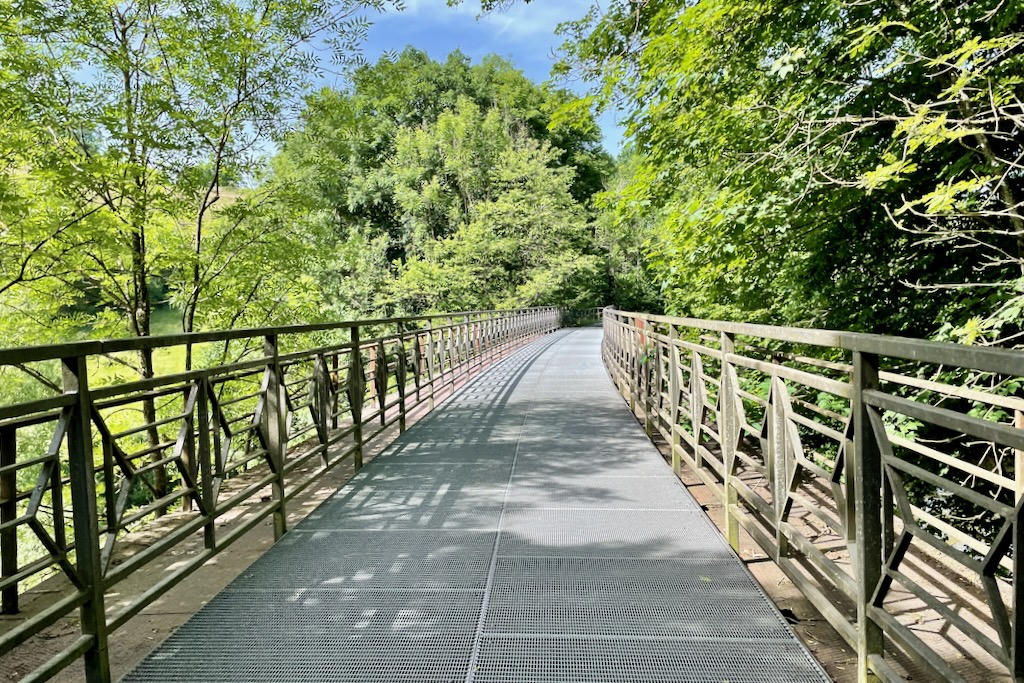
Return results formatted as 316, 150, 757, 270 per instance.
2, 308, 1023, 683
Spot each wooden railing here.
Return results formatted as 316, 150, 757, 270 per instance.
0, 307, 560, 682
603, 309, 1024, 683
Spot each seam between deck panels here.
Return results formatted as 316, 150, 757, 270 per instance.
464, 331, 567, 683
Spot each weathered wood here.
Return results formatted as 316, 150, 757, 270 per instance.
314, 355, 331, 458
375, 339, 387, 426
348, 327, 364, 471
62, 355, 111, 683
852, 352, 884, 682
668, 326, 681, 477
770, 376, 790, 561
0, 427, 16, 614
425, 320, 436, 411
263, 335, 287, 541
602, 308, 1024, 683
397, 322, 408, 433
719, 332, 739, 552
196, 378, 215, 550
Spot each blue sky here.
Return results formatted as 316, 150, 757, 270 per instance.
350, 0, 624, 154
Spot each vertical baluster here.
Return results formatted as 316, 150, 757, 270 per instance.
627, 317, 634, 403
367, 341, 377, 403
197, 377, 215, 549
331, 353, 340, 430
348, 326, 364, 470
425, 320, 436, 411
720, 332, 740, 552
852, 351, 883, 680
771, 376, 790, 559
690, 351, 705, 471
63, 354, 111, 683
396, 322, 408, 433
181, 385, 196, 513
412, 327, 423, 403
446, 317, 456, 394
375, 339, 387, 426
648, 326, 663, 436
1013, 410, 1024, 680
263, 335, 287, 540
481, 314, 490, 360
668, 326, 681, 477
462, 314, 470, 376
314, 355, 330, 462
1013, 492, 1024, 681
0, 427, 17, 614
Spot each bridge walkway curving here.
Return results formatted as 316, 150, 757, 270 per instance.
123, 328, 829, 683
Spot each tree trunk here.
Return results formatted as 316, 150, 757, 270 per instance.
128, 218, 166, 516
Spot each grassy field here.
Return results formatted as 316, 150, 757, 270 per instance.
149, 307, 186, 375
91, 306, 187, 386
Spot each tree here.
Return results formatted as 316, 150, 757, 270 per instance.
390, 113, 606, 311
1, 0, 397, 344
273, 48, 613, 314
554, 0, 1022, 339
0, 0, 397, 510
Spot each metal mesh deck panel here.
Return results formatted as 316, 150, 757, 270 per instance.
230, 530, 497, 590
121, 329, 829, 683
473, 636, 828, 683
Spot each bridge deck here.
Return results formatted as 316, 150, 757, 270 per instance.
123, 329, 828, 682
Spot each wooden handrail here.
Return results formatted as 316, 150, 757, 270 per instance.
0, 307, 562, 683
602, 308, 1024, 683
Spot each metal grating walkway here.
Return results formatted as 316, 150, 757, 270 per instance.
122, 329, 830, 683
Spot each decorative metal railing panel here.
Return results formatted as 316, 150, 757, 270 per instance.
603, 309, 1024, 683
0, 307, 559, 682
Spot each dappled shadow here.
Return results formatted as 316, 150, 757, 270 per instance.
121, 328, 828, 683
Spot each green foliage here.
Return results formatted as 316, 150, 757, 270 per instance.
0, 0, 398, 349
556, 0, 1023, 338
274, 48, 614, 315
392, 135, 606, 311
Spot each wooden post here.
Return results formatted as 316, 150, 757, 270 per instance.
196, 377, 215, 549
314, 355, 331, 461
367, 342, 377, 402
668, 326, 682, 477
348, 326, 364, 470
462, 314, 470, 376
720, 332, 740, 552
425, 320, 435, 411
1, 427, 17, 614
691, 351, 705, 470
263, 335, 287, 541
180, 385, 196, 513
412, 328, 423, 403
375, 339, 387, 426
853, 351, 883, 681
63, 355, 111, 683
770, 376, 790, 559
1011, 410, 1024, 681
474, 316, 481, 360
331, 353, 340, 430
647, 329, 661, 436
396, 323, 408, 433
629, 320, 638, 413
1015, 410, 1024, 502
447, 317, 456, 394
481, 314, 490, 360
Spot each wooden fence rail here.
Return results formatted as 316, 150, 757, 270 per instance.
603, 308, 1024, 683
0, 306, 560, 683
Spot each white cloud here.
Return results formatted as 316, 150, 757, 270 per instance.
380, 0, 593, 40
383, 0, 477, 20
475, 1, 593, 41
